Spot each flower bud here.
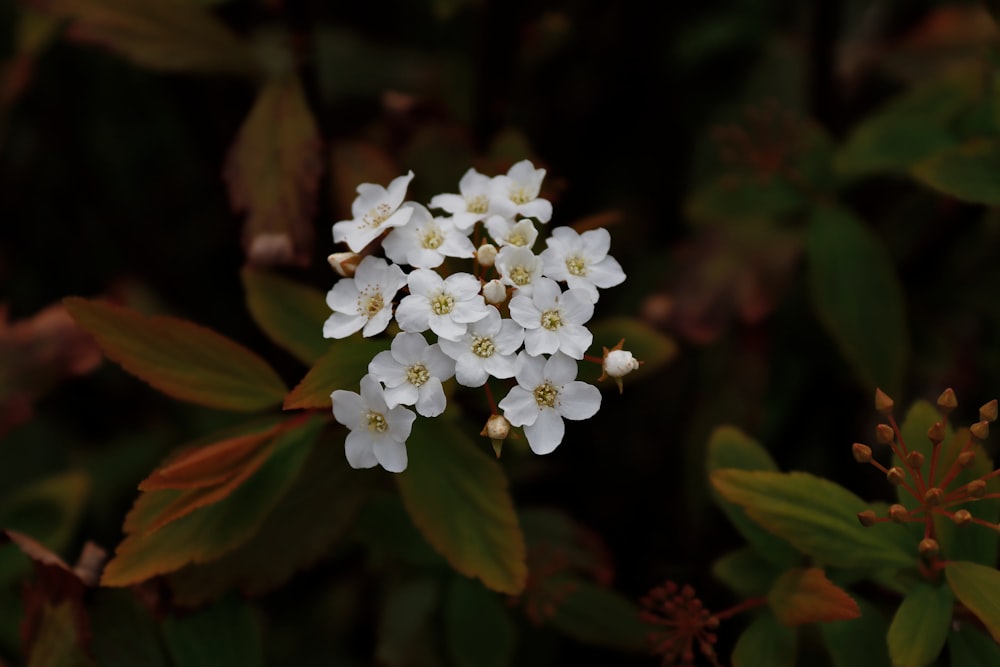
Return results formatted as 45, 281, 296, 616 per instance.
888, 504, 908, 523
481, 414, 511, 458
937, 388, 958, 412
886, 466, 906, 485
968, 479, 987, 498
851, 443, 872, 463
980, 400, 998, 423
918, 538, 940, 557
875, 424, 894, 444
328, 251, 362, 278
857, 510, 877, 527
958, 450, 976, 468
601, 344, 641, 394
924, 487, 943, 506
906, 451, 925, 469
952, 509, 972, 526
926, 422, 944, 445
971, 420, 990, 440
476, 243, 498, 267
875, 388, 894, 415
482, 279, 507, 304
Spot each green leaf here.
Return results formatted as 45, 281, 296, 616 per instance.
933, 435, 1000, 566
949, 625, 1000, 666
894, 400, 949, 512
706, 426, 801, 567
101, 417, 321, 586
161, 597, 263, 667
712, 547, 784, 597
731, 613, 796, 667
445, 576, 515, 667
767, 567, 860, 626
352, 494, 447, 569
887, 583, 953, 667
241, 267, 330, 365
946, 561, 1000, 643
582, 316, 677, 388
805, 206, 909, 396
546, 579, 648, 652
64, 298, 287, 412
710, 469, 917, 570
283, 336, 391, 410
912, 140, 1000, 206
25, 601, 95, 667
820, 598, 892, 667
91, 590, 171, 667
396, 418, 526, 594
376, 578, 439, 667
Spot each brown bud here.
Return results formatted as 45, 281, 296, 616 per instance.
924, 487, 943, 506
927, 422, 945, 445
952, 509, 973, 526
876, 424, 895, 444
875, 388, 894, 414
937, 388, 958, 411
480, 414, 511, 459
968, 479, 988, 499
857, 510, 877, 527
918, 538, 940, 557
958, 450, 976, 468
906, 451, 925, 469
888, 504, 909, 523
852, 443, 873, 463
971, 421, 990, 440
980, 400, 998, 423
886, 466, 906, 485
327, 252, 362, 278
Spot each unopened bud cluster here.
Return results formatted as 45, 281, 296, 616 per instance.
323, 162, 638, 471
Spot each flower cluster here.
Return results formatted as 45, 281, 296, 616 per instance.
325, 161, 633, 472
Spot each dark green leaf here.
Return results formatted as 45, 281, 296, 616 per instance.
912, 140, 1000, 206
946, 561, 1000, 643
887, 583, 952, 667
712, 547, 785, 597
445, 576, 515, 667
91, 590, 171, 667
241, 267, 330, 365
731, 613, 796, 667
283, 336, 391, 410
949, 625, 1000, 666
161, 597, 263, 667
376, 578, 439, 667
820, 598, 892, 667
546, 579, 647, 652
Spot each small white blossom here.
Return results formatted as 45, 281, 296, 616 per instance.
368, 332, 455, 417
482, 279, 507, 305
486, 216, 538, 249
498, 352, 601, 455
323, 256, 406, 339
438, 306, 524, 387
604, 349, 639, 378
395, 269, 490, 341
489, 160, 552, 223
540, 227, 625, 302
333, 171, 415, 252
382, 203, 476, 269
429, 168, 514, 231
495, 246, 544, 294
508, 277, 594, 359
332, 374, 416, 472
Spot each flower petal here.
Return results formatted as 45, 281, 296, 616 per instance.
415, 378, 446, 417
373, 437, 408, 473
394, 296, 430, 333
323, 312, 365, 339
557, 380, 602, 420
544, 352, 579, 384
524, 409, 564, 454
331, 389, 364, 429
345, 430, 378, 468
498, 386, 540, 426
368, 350, 407, 387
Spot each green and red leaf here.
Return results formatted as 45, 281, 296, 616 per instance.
283, 336, 390, 410
945, 561, 1000, 643
767, 567, 860, 626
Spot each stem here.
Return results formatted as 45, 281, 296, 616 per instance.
712, 596, 766, 622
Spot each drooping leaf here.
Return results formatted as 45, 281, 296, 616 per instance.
444, 576, 515, 667
100, 417, 321, 586
167, 430, 370, 604
546, 579, 647, 652
710, 469, 916, 570
911, 140, 1000, 206
820, 598, 892, 667
767, 567, 860, 626
241, 267, 329, 365
63, 298, 287, 412
712, 547, 785, 597
945, 560, 1000, 643
225, 74, 322, 268
805, 206, 909, 396
582, 317, 678, 388
40, 0, 255, 75
949, 625, 1000, 666
283, 336, 391, 410
887, 583, 953, 667
396, 417, 526, 594
706, 426, 800, 567
731, 613, 796, 667
161, 597, 263, 667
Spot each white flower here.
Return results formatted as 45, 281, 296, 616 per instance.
508, 277, 594, 359
429, 168, 514, 231
486, 216, 538, 249
333, 171, 415, 252
438, 306, 524, 387
489, 160, 552, 223
495, 246, 544, 294
382, 203, 476, 269
323, 256, 406, 339
332, 374, 416, 472
395, 269, 490, 341
497, 352, 601, 455
481, 279, 507, 305
540, 227, 626, 302
604, 349, 639, 378
367, 332, 455, 417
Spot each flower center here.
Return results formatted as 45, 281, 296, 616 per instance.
430, 291, 455, 315
472, 336, 495, 358
363, 203, 392, 229
533, 381, 558, 408
360, 291, 384, 317
366, 411, 388, 432
566, 255, 587, 276
467, 194, 488, 214
405, 363, 430, 386
509, 266, 531, 286
507, 232, 527, 247
421, 228, 444, 250
510, 187, 531, 205
541, 309, 563, 330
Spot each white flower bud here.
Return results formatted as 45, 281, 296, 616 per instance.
476, 243, 498, 267
327, 251, 362, 278
481, 414, 511, 458
482, 279, 507, 305
604, 349, 639, 378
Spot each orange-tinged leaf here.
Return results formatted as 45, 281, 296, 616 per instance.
225, 74, 322, 268
63, 297, 287, 412
40, 0, 255, 75
767, 567, 860, 626
284, 337, 391, 410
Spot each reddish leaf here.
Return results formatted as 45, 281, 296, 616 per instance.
767, 567, 860, 626
225, 74, 322, 268
64, 297, 287, 412
39, 0, 255, 75
284, 337, 391, 410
